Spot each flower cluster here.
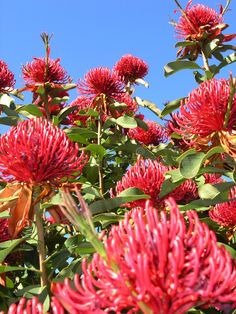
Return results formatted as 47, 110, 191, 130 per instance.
114, 54, 148, 84
128, 120, 168, 146
175, 1, 223, 41
209, 187, 236, 227
51, 199, 236, 313
0, 60, 15, 93
114, 159, 198, 208
22, 57, 69, 86
0, 118, 87, 184
173, 78, 236, 148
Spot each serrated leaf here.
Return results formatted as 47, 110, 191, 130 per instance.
164, 61, 201, 77
160, 97, 185, 117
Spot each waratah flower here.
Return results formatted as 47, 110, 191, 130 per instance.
114, 159, 198, 208
68, 96, 93, 125
175, 1, 223, 41
209, 187, 236, 227
0, 118, 87, 184
6, 296, 64, 314
0, 118, 87, 237
78, 67, 124, 99
114, 54, 148, 84
51, 198, 236, 313
128, 120, 168, 146
109, 93, 138, 119
0, 60, 15, 93
173, 78, 236, 144
22, 57, 69, 86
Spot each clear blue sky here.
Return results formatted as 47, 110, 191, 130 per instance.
0, 0, 235, 122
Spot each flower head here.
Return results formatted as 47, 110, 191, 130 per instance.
114, 54, 148, 84
68, 96, 92, 126
52, 199, 236, 313
22, 57, 69, 85
114, 159, 198, 208
128, 120, 168, 146
0, 60, 15, 93
173, 78, 236, 142
78, 67, 124, 99
175, 1, 223, 41
0, 118, 87, 184
209, 187, 236, 227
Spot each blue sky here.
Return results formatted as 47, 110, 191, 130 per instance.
0, 0, 235, 122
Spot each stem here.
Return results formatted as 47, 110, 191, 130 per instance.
44, 91, 51, 120
201, 47, 211, 72
97, 97, 104, 195
224, 74, 236, 128
35, 204, 48, 288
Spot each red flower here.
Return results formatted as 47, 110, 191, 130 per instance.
209, 187, 236, 227
0, 218, 10, 242
0, 60, 15, 93
78, 67, 124, 99
22, 57, 69, 85
52, 199, 236, 313
0, 118, 87, 184
128, 120, 168, 146
114, 159, 198, 208
109, 93, 138, 119
173, 78, 236, 141
114, 54, 148, 84
175, 1, 223, 41
6, 296, 64, 314
7, 297, 44, 314
68, 96, 93, 125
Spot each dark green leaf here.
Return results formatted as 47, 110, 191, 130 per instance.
89, 188, 150, 214
0, 116, 20, 126
0, 238, 24, 263
135, 97, 161, 117
0, 265, 39, 274
164, 61, 201, 77
159, 178, 185, 198
57, 106, 77, 122
85, 144, 107, 160
175, 41, 197, 48
198, 182, 234, 199
17, 104, 43, 117
217, 52, 236, 72
160, 97, 185, 117
218, 242, 236, 258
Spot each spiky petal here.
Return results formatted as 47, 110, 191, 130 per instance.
52, 199, 236, 313
128, 120, 168, 146
78, 67, 124, 98
114, 159, 198, 208
114, 54, 148, 84
22, 57, 69, 85
0, 60, 15, 93
0, 118, 87, 184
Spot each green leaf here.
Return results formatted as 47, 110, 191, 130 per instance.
0, 238, 24, 263
135, 118, 148, 130
57, 106, 77, 122
41, 193, 62, 209
89, 188, 150, 214
175, 41, 197, 48
180, 152, 205, 179
134, 78, 149, 88
65, 127, 97, 141
10, 89, 24, 100
198, 182, 234, 200
218, 242, 236, 258
160, 97, 185, 117
135, 97, 161, 117
115, 116, 137, 128
165, 168, 184, 183
217, 52, 236, 72
164, 61, 201, 77
0, 211, 10, 218
93, 213, 124, 228
85, 144, 107, 160
62, 83, 77, 91
0, 265, 40, 274
159, 178, 185, 198
0, 94, 14, 107
65, 236, 95, 255
0, 116, 20, 126
1, 105, 18, 116
16, 104, 43, 117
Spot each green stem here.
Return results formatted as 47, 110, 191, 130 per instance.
201, 47, 211, 72
224, 74, 236, 128
35, 204, 48, 288
97, 97, 104, 195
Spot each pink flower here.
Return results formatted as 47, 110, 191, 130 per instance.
175, 1, 223, 41
114, 54, 148, 84
0, 118, 87, 184
114, 159, 198, 208
52, 199, 236, 313
22, 57, 69, 85
78, 67, 124, 99
173, 78, 236, 142
0, 60, 15, 93
209, 187, 236, 227
68, 96, 92, 125
128, 120, 168, 146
